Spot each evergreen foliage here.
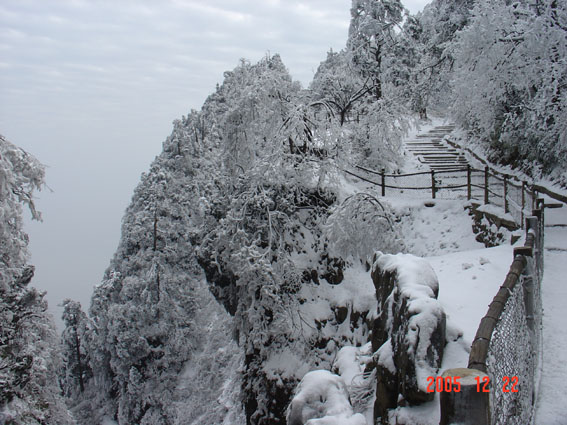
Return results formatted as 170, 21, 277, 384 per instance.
0, 135, 73, 425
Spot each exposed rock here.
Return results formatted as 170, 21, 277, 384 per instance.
467, 202, 514, 247
334, 306, 349, 324
370, 252, 446, 424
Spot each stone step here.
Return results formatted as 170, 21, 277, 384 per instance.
421, 159, 466, 164
425, 161, 466, 165
422, 163, 468, 167
406, 124, 468, 172
408, 149, 459, 156
416, 134, 444, 138
422, 160, 467, 165
430, 166, 468, 171
406, 143, 452, 148
408, 151, 459, 155
417, 152, 463, 157
408, 147, 457, 151
420, 155, 467, 160
421, 156, 467, 160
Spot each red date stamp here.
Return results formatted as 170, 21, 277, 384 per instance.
426, 376, 519, 393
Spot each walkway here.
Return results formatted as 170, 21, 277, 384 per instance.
404, 124, 567, 423
349, 123, 567, 423
405, 125, 468, 171
534, 201, 567, 424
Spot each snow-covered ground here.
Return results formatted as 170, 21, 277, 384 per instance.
383, 198, 514, 424
534, 201, 567, 424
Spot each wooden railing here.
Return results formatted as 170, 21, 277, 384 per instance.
439, 200, 546, 425
346, 165, 537, 228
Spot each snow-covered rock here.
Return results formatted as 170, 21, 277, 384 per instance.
370, 252, 446, 423
286, 370, 367, 425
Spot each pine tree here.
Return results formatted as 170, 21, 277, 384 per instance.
61, 299, 92, 399
0, 135, 73, 425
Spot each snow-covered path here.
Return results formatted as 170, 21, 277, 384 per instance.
404, 125, 469, 171
534, 202, 567, 424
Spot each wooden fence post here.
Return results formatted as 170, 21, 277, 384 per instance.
439, 368, 491, 425
431, 170, 436, 199
381, 168, 385, 197
467, 165, 472, 200
484, 166, 489, 204
504, 175, 509, 213
521, 181, 526, 229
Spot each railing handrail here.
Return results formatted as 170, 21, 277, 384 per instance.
467, 236, 535, 372
443, 137, 567, 206
440, 199, 546, 425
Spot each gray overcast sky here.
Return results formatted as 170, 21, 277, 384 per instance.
1, 0, 430, 328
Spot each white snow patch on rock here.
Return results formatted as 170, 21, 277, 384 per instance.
373, 252, 439, 299
376, 339, 395, 374
287, 370, 367, 425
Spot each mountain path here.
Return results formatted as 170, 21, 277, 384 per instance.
404, 124, 469, 171
404, 124, 567, 424
534, 201, 567, 424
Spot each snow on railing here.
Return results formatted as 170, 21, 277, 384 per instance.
439, 199, 545, 425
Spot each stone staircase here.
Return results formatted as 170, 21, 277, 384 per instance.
405, 125, 469, 171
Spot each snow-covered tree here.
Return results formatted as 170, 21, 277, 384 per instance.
0, 135, 73, 425
216, 55, 302, 174
451, 0, 567, 179
412, 0, 476, 115
61, 299, 92, 399
325, 193, 402, 262
69, 43, 411, 424
310, 49, 374, 127
81, 162, 203, 424
348, 0, 406, 99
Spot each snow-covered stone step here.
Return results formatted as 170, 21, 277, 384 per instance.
406, 146, 445, 150
419, 158, 467, 164
416, 134, 445, 139
421, 162, 467, 167
419, 153, 466, 159
421, 156, 467, 161
406, 143, 444, 146
426, 132, 451, 137
404, 124, 470, 172
429, 166, 468, 171
408, 148, 458, 152
408, 149, 450, 156
422, 163, 468, 167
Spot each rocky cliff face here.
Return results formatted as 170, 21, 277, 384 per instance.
370, 252, 446, 424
